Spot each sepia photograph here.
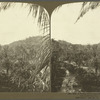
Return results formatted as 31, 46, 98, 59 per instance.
1, 1, 100, 96
51, 2, 100, 93
0, 2, 50, 92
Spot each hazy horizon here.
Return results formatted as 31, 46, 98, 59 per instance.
0, 35, 43, 46
52, 37, 100, 46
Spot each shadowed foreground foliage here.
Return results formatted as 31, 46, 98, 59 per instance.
0, 2, 50, 92
51, 39, 100, 92
0, 35, 50, 92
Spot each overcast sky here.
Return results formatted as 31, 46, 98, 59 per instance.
0, 3, 42, 45
51, 2, 100, 45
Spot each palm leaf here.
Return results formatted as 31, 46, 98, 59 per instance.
0, 2, 50, 91
0, 2, 49, 32
76, 2, 100, 23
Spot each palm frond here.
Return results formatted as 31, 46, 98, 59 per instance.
32, 34, 50, 75
0, 2, 49, 33
76, 2, 100, 23
0, 2, 50, 92
0, 2, 14, 11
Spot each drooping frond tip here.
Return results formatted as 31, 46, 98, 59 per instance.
75, 2, 100, 23
0, 2, 15, 11
27, 4, 49, 29
0, 2, 49, 33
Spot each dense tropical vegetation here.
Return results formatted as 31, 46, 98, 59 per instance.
51, 1, 100, 92
0, 1, 100, 92
0, 2, 50, 92
51, 39, 100, 92
0, 36, 50, 92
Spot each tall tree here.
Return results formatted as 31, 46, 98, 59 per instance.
0, 2, 50, 91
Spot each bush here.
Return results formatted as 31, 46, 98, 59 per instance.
75, 68, 100, 92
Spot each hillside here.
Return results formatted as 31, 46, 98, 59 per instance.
0, 35, 50, 92
9, 36, 42, 47
53, 39, 100, 67
51, 39, 100, 92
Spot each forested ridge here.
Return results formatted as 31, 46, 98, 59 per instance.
0, 35, 50, 92
1, 36, 100, 92
51, 39, 100, 92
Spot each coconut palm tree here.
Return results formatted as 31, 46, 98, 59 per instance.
0, 2, 51, 92
1, 1, 98, 92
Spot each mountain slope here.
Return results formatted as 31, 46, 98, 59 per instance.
51, 39, 100, 92
0, 35, 50, 92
